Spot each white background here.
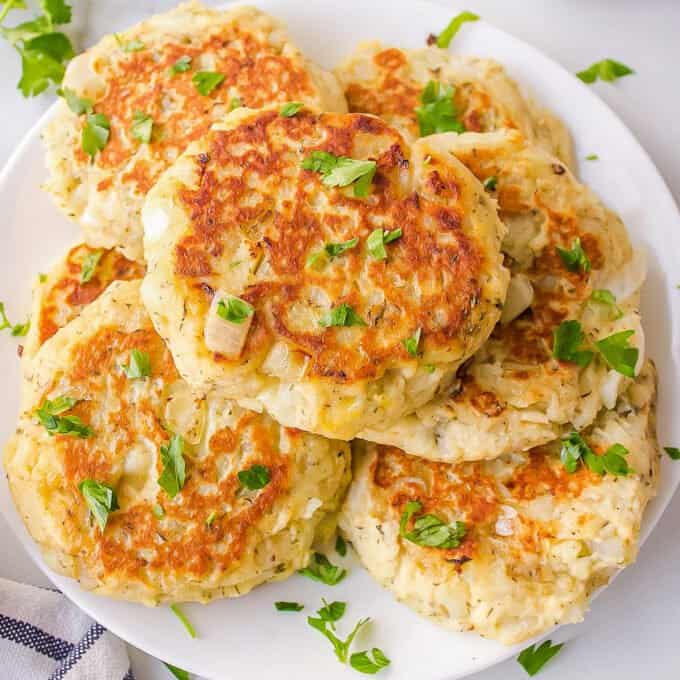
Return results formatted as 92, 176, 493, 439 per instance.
1, 1, 679, 678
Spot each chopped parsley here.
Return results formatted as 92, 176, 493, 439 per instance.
483, 176, 498, 191
168, 55, 191, 75
399, 500, 466, 549
435, 10, 479, 48
152, 503, 164, 519
517, 640, 563, 676
577, 59, 634, 84
308, 604, 368, 663
0, 301, 30, 336
192, 70, 225, 96
595, 329, 638, 377
164, 663, 189, 680
556, 237, 590, 273
335, 534, 347, 557
229, 96, 242, 111
122, 349, 151, 379
280, 101, 304, 117
299, 552, 347, 586
317, 599, 346, 625
82, 112, 110, 158
367, 227, 402, 260
324, 237, 359, 258
665, 447, 680, 460
170, 603, 196, 638
560, 431, 631, 476
350, 648, 391, 675
237, 464, 271, 490
205, 510, 217, 526
415, 80, 464, 137
590, 289, 623, 319
36, 396, 92, 438
80, 249, 102, 283
130, 110, 153, 143
301, 151, 376, 197
275, 601, 304, 612
122, 38, 145, 52
585, 153, 599, 161
158, 434, 186, 498
63, 87, 92, 115
551, 320, 594, 367
78, 479, 119, 531
216, 296, 253, 324
319, 303, 367, 328
402, 328, 421, 357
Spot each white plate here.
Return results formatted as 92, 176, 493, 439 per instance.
1, 1, 679, 678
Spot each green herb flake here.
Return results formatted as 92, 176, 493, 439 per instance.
122, 349, 151, 379
402, 328, 421, 357
318, 599, 346, 626
350, 648, 391, 675
595, 329, 639, 377
299, 552, 347, 586
577, 59, 634, 84
552, 319, 594, 367
205, 510, 217, 526
590, 289, 623, 319
483, 176, 498, 191
307, 600, 369, 664
216, 296, 254, 324
335, 534, 347, 557
78, 479, 119, 531
585, 153, 599, 161
229, 96, 242, 111
561, 432, 630, 476
319, 303, 367, 328
82, 112, 110, 158
0, 301, 30, 337
665, 447, 680, 460
275, 601, 304, 612
164, 663, 189, 680
517, 640, 564, 676
436, 10, 479, 48
122, 38, 145, 52
168, 55, 191, 75
280, 101, 304, 117
36, 396, 92, 438
237, 464, 271, 490
324, 237, 359, 259
80, 249, 103, 283
367, 227, 402, 260
152, 503, 164, 519
399, 500, 466, 549
158, 434, 186, 498
415, 80, 465, 137
192, 70, 225, 96
170, 603, 196, 639
63, 87, 92, 115
556, 237, 591, 273
130, 110, 153, 143
425, 364, 436, 373
39, 273, 47, 283
301, 151, 377, 197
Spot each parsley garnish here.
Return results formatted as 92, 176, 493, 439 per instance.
301, 151, 376, 197
665, 447, 680, 460
585, 153, 599, 161
122, 349, 151, 379
78, 479, 118, 531
517, 640, 563, 676
80, 249, 102, 283
216, 296, 253, 324
556, 237, 590, 273
205, 510, 217, 526
308, 604, 368, 663
36, 396, 92, 438
275, 601, 304, 612
299, 552, 347, 586
483, 176, 498, 191
436, 10, 479, 48
170, 603, 196, 638
415, 80, 464, 137
367, 227, 402, 260
168, 55, 191, 75
560, 431, 631, 476
350, 648, 391, 675
192, 70, 224, 96
130, 110, 153, 143
590, 289, 623, 319
402, 328, 421, 357
324, 237, 359, 258
0, 301, 29, 336
237, 464, 270, 490
164, 663, 189, 680
158, 434, 186, 498
152, 503, 164, 519
552, 320, 594, 367
280, 101, 304, 117
229, 96, 242, 111
62, 87, 92, 115
335, 534, 347, 557
122, 38, 145, 52
82, 112, 110, 158
319, 303, 367, 328
577, 59, 634, 84
399, 500, 466, 549
595, 330, 638, 377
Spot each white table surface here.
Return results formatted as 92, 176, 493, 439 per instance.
1, 1, 679, 678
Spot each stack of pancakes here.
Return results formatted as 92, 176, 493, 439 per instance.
4, 1, 659, 645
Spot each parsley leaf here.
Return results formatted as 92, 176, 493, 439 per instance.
665, 447, 680, 461
237, 464, 270, 490
552, 320, 594, 367
122, 349, 151, 379
399, 500, 466, 549
308, 604, 369, 664
335, 534, 347, 557
80, 249, 102, 282
556, 237, 590, 273
324, 237, 359, 258
158, 434, 186, 498
62, 87, 92, 115
559, 431, 590, 473
350, 648, 391, 675
301, 151, 376, 197
367, 227, 402, 259
217, 296, 253, 324
318, 599, 346, 626
41, 0, 72, 26
0, 301, 30, 336
229, 96, 242, 111
590, 289, 623, 319
595, 329, 638, 377
275, 601, 304, 612
280, 101, 304, 117
402, 328, 421, 357
36, 396, 92, 438
130, 110, 153, 143
436, 10, 479, 48
517, 640, 563, 676
560, 432, 630, 476
122, 38, 145, 52
164, 663, 189, 680
78, 479, 118, 531
483, 176, 498, 191
319, 303, 367, 328
577, 59, 634, 84
168, 55, 191, 75
585, 153, 599, 161
415, 80, 464, 137
299, 552, 347, 586
170, 603, 196, 638
82, 112, 110, 158
152, 503, 164, 519
192, 70, 224, 96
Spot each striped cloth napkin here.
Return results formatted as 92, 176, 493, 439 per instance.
0, 577, 135, 680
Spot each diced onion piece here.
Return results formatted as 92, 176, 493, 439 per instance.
204, 292, 254, 359
500, 274, 534, 325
